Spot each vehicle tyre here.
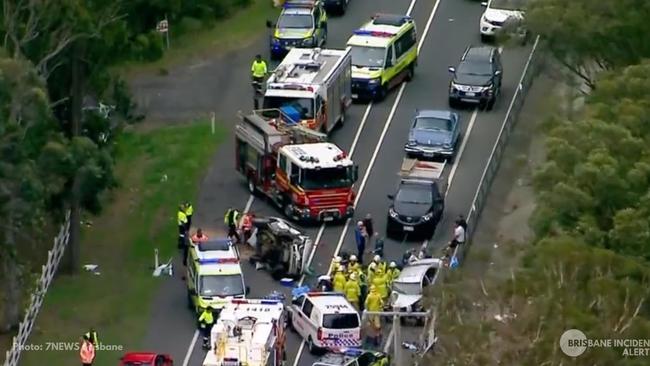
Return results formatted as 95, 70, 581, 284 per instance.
375, 85, 388, 102
247, 176, 256, 195
287, 312, 295, 331
271, 264, 287, 281
480, 34, 489, 43
283, 202, 295, 220
187, 291, 194, 310
307, 337, 320, 355
486, 97, 496, 111
405, 63, 415, 82
448, 97, 458, 109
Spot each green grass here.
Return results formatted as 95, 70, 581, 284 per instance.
18, 121, 226, 366
120, 0, 279, 76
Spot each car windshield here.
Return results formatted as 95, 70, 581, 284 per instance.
491, 0, 527, 11
301, 167, 353, 190
393, 281, 422, 295
199, 274, 244, 297
350, 46, 385, 68
277, 13, 313, 29
415, 117, 452, 131
396, 185, 432, 205
263, 97, 315, 120
322, 313, 360, 329
457, 61, 492, 76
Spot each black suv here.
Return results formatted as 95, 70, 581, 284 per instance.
448, 45, 502, 110
386, 179, 445, 239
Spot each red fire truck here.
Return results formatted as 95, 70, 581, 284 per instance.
235, 109, 358, 223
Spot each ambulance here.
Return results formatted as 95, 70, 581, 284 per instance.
186, 238, 249, 315
263, 47, 352, 135
287, 292, 361, 354
203, 299, 287, 366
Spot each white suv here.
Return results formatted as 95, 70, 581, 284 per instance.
479, 0, 528, 43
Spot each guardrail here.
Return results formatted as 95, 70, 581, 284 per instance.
415, 35, 543, 362
3, 211, 71, 366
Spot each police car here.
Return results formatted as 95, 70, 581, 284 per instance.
186, 238, 249, 315
312, 349, 389, 366
287, 292, 361, 354
267, 0, 328, 60
346, 14, 418, 101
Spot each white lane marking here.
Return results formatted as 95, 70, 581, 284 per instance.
349, 103, 373, 156
243, 194, 254, 214
446, 109, 478, 196
182, 331, 199, 366
292, 342, 306, 366
298, 224, 326, 286
406, 0, 417, 15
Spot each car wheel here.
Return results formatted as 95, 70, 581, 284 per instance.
487, 97, 496, 111
375, 85, 388, 102
187, 291, 194, 309
307, 337, 319, 354
405, 64, 415, 82
448, 97, 458, 109
247, 176, 256, 195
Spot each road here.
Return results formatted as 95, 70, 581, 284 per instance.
138, 0, 535, 365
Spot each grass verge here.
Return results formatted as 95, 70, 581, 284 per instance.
17, 121, 225, 366
120, 0, 279, 76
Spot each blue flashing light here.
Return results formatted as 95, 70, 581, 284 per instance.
284, 0, 316, 9
197, 257, 239, 265
352, 30, 395, 38
343, 348, 363, 357
260, 300, 280, 305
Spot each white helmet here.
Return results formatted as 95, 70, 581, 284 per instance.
389, 261, 397, 268
349, 273, 357, 280
373, 255, 381, 262
368, 262, 377, 270
334, 256, 342, 263
338, 265, 345, 272
349, 255, 358, 262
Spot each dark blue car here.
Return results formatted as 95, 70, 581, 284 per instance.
404, 110, 461, 162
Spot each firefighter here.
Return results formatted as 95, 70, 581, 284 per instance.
198, 307, 215, 350
177, 204, 188, 249
373, 254, 387, 274
371, 268, 389, 303
348, 255, 361, 276
329, 256, 342, 275
386, 261, 401, 288
364, 285, 384, 347
333, 266, 347, 293
224, 207, 241, 243
366, 261, 377, 284
344, 272, 361, 310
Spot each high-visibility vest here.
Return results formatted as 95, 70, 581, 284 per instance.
178, 210, 188, 226
185, 204, 193, 216
225, 209, 240, 225
251, 60, 267, 78
199, 310, 214, 325
84, 331, 98, 346
80, 341, 95, 363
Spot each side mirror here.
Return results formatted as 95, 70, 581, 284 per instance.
448, 66, 456, 73
494, 70, 502, 76
246, 286, 251, 295
266, 20, 274, 28
387, 194, 394, 200
481, 2, 488, 7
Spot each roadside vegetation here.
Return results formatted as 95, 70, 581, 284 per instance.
0, 0, 274, 359
425, 0, 650, 364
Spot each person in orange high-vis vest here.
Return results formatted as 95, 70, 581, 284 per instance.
80, 335, 95, 366
240, 212, 254, 245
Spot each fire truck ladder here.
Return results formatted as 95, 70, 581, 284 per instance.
250, 108, 328, 144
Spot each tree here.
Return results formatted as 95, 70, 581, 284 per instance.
0, 51, 70, 331
425, 238, 650, 365
531, 62, 650, 259
526, 0, 650, 90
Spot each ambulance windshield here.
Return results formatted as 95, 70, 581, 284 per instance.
199, 274, 244, 297
263, 97, 315, 120
301, 166, 353, 190
350, 46, 386, 68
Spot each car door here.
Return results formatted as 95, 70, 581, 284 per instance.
452, 114, 460, 145
381, 45, 395, 86
492, 51, 503, 89
391, 27, 417, 79
295, 297, 315, 339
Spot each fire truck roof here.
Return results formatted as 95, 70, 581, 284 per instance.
268, 48, 350, 88
264, 88, 315, 99
280, 142, 353, 169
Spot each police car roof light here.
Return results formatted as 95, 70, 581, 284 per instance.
353, 30, 395, 37
284, 0, 316, 9
197, 257, 239, 265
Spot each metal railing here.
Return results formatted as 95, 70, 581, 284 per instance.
3, 211, 71, 366
413, 35, 543, 363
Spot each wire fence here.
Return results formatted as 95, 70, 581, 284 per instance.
412, 35, 544, 363
3, 211, 71, 366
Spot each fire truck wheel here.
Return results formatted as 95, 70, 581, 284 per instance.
283, 203, 295, 220
247, 177, 256, 194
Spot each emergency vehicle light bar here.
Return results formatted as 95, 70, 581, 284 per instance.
352, 30, 395, 37
232, 299, 281, 305
267, 83, 315, 92
307, 292, 345, 297
284, 0, 317, 9
197, 258, 239, 264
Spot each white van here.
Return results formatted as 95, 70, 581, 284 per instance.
287, 292, 361, 354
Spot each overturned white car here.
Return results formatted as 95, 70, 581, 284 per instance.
389, 258, 442, 325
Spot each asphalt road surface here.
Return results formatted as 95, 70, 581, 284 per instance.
139, 0, 536, 365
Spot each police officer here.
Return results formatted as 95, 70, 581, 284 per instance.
344, 272, 361, 310
224, 207, 241, 243
84, 327, 98, 346
184, 202, 194, 232
386, 261, 401, 288
251, 54, 268, 83
178, 204, 188, 248
333, 265, 347, 293
198, 307, 215, 350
